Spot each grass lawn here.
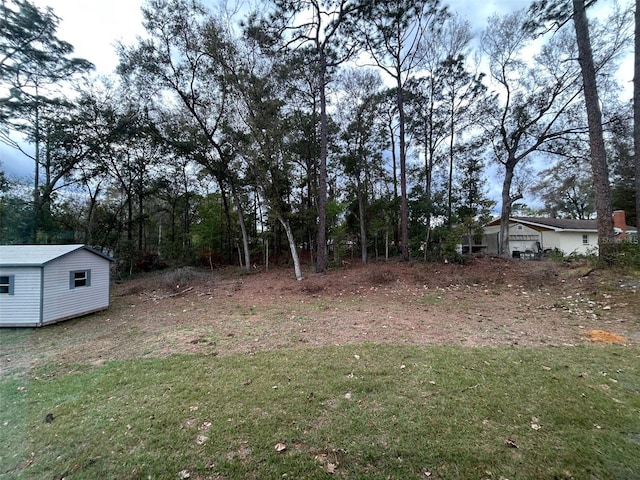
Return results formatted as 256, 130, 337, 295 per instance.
1, 344, 639, 479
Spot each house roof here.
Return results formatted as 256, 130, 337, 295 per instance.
486, 217, 596, 231
511, 217, 597, 231
487, 217, 637, 233
0, 244, 114, 267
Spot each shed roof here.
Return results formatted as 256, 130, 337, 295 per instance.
0, 244, 113, 267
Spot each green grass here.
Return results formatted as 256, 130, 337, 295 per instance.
2, 345, 640, 479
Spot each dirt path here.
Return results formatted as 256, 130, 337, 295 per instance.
1, 257, 638, 378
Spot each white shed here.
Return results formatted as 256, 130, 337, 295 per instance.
0, 244, 114, 327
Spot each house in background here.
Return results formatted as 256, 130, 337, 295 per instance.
463, 210, 637, 258
0, 244, 114, 327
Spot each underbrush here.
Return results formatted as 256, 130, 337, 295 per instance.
2, 345, 639, 480
603, 241, 640, 271
548, 241, 640, 272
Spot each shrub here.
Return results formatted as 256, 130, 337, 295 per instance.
368, 266, 398, 285
162, 267, 202, 291
604, 240, 640, 270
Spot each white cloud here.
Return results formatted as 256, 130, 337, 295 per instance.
31, 0, 145, 74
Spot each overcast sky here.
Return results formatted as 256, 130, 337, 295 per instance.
0, 0, 533, 177
1, 0, 632, 207
25, 0, 533, 74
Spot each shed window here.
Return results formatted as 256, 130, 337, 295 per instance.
582, 234, 589, 245
0, 275, 14, 295
69, 270, 91, 289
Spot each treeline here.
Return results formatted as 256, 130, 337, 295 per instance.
0, 0, 637, 276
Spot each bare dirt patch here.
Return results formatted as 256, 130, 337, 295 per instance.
1, 257, 638, 377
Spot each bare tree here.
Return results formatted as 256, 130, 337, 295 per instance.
356, 0, 449, 261
482, 11, 588, 257
254, 0, 362, 273
335, 68, 386, 264
527, 0, 632, 254
118, 0, 252, 270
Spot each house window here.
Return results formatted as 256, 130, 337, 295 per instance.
69, 270, 91, 289
0, 275, 14, 295
582, 234, 589, 245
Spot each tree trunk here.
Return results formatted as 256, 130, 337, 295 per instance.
316, 50, 329, 273
277, 213, 303, 281
32, 97, 41, 243
572, 0, 614, 256
357, 175, 367, 264
229, 179, 251, 272
447, 104, 455, 229
83, 186, 99, 245
424, 132, 434, 259
635, 0, 640, 228
498, 159, 522, 258
388, 117, 400, 251
137, 183, 144, 253
396, 76, 409, 261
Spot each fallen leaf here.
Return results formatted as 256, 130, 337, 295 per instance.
530, 419, 541, 430
178, 470, 190, 479
196, 434, 208, 445
505, 438, 518, 448
326, 463, 336, 474
275, 442, 287, 452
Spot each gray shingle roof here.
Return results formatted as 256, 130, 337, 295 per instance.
0, 245, 113, 267
510, 217, 598, 231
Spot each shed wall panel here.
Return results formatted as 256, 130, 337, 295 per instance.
42, 250, 110, 324
0, 267, 42, 326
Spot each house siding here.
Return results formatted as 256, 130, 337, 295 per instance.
540, 231, 561, 252
508, 224, 540, 254
41, 249, 110, 325
482, 220, 600, 256
557, 232, 595, 256
0, 266, 43, 327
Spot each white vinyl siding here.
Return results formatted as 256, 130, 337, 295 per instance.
0, 267, 42, 326
41, 250, 110, 325
0, 246, 112, 327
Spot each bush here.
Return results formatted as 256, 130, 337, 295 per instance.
603, 240, 640, 270
135, 252, 168, 272
367, 266, 398, 285
162, 267, 203, 291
